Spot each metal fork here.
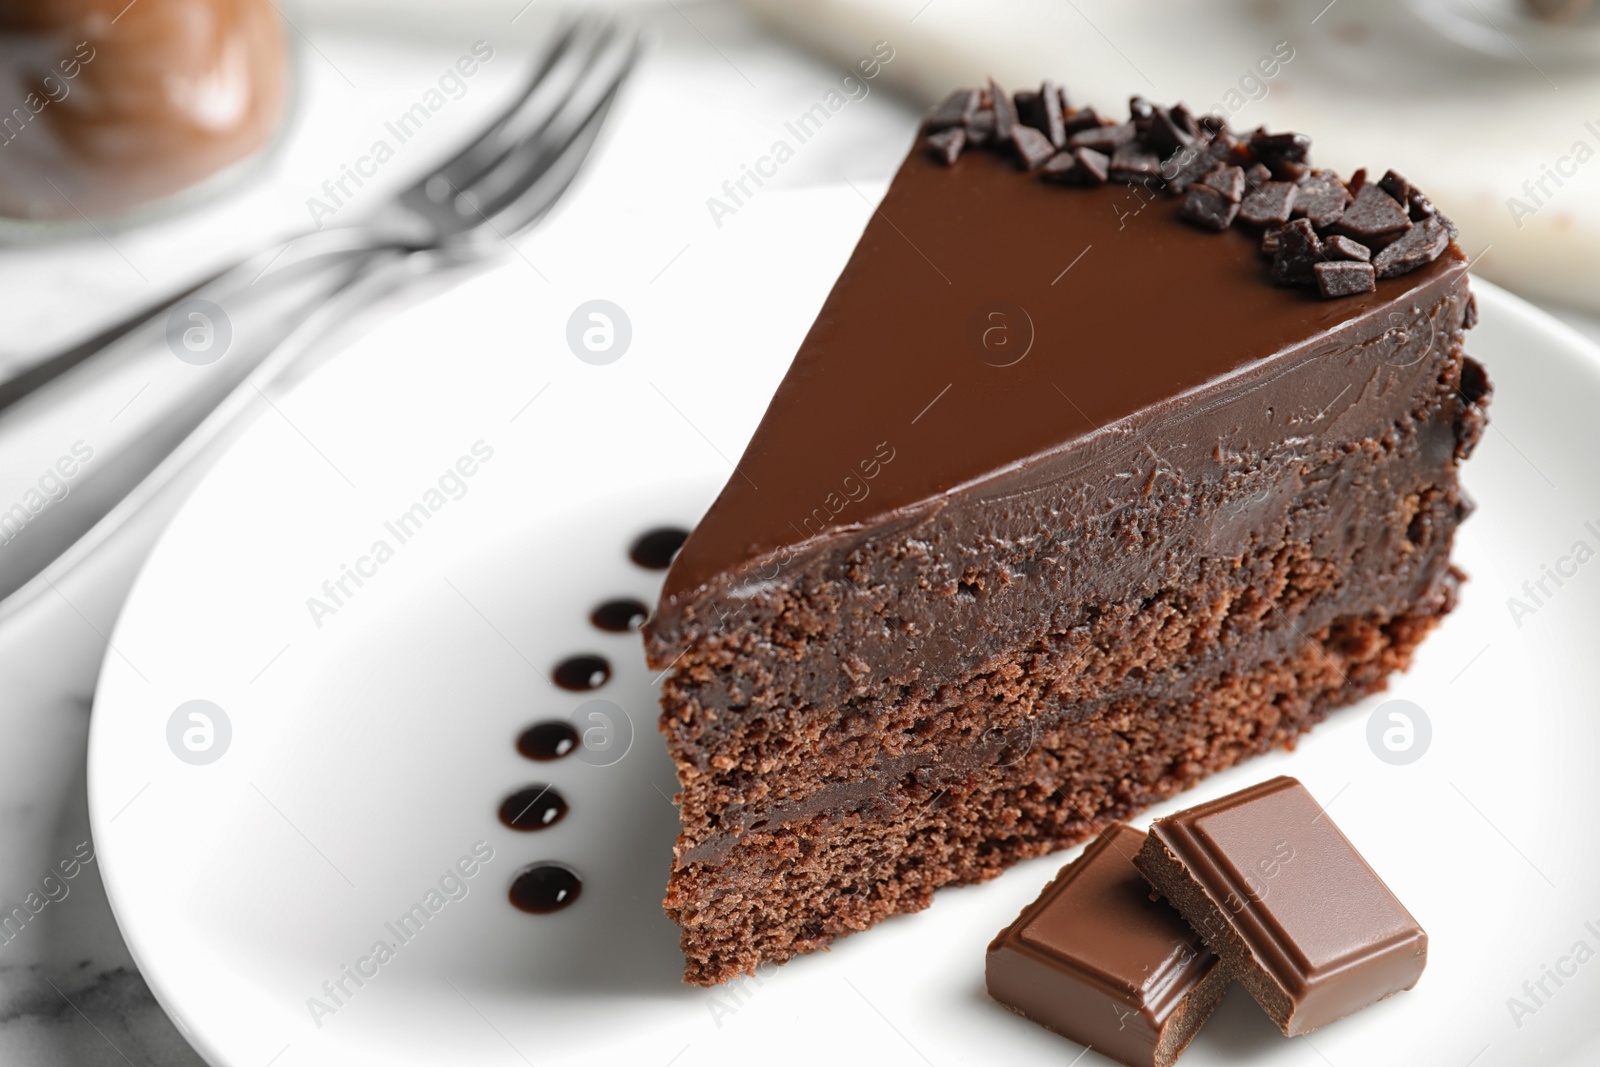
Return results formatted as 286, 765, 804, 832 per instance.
0, 17, 642, 619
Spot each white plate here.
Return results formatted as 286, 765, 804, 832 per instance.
90, 180, 1600, 1067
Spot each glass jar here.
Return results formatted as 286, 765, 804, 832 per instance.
0, 0, 289, 224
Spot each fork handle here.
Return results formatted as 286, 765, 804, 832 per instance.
0, 230, 391, 607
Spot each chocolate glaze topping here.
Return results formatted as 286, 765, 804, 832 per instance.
647, 123, 1470, 647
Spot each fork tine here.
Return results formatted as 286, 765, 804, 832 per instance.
406, 14, 596, 201
465, 46, 637, 240
449, 28, 640, 227
437, 19, 623, 204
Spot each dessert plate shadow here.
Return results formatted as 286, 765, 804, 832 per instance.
89, 180, 1600, 1066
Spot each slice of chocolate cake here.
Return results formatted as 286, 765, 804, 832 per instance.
643, 83, 1490, 985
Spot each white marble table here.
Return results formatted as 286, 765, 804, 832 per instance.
0, 2, 1592, 1063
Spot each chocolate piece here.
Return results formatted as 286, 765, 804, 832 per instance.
1238, 181, 1297, 226
1039, 146, 1110, 186
1314, 259, 1376, 297
1109, 142, 1163, 183
1145, 107, 1195, 156
1135, 777, 1427, 1035
1243, 162, 1273, 190
1017, 79, 1068, 147
1337, 183, 1413, 242
1324, 234, 1372, 261
1373, 216, 1450, 278
1291, 171, 1350, 230
1250, 130, 1312, 180
1463, 292, 1480, 330
1128, 94, 1156, 129
1377, 168, 1412, 207
1011, 126, 1057, 170
965, 109, 995, 146
1179, 185, 1239, 231
1201, 165, 1245, 203
924, 88, 977, 132
1069, 121, 1136, 152
1169, 102, 1200, 138
1162, 141, 1225, 193
988, 76, 1016, 141
1269, 218, 1324, 285
1060, 105, 1102, 137
988, 825, 1230, 1067
646, 85, 1483, 985
924, 128, 965, 166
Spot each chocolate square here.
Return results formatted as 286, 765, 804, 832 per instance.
988, 824, 1230, 1067
1135, 777, 1427, 1036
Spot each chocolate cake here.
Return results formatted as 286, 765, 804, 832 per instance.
643, 82, 1490, 986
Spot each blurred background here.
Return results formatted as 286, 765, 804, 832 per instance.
1, 0, 1597, 1062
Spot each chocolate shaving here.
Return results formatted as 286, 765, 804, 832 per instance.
924, 127, 965, 165
1239, 181, 1297, 226
1315, 260, 1376, 297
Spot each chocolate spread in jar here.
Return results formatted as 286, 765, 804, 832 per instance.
0, 0, 288, 221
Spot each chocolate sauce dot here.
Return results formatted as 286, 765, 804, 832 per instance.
498, 785, 568, 831
629, 526, 689, 570
553, 654, 610, 691
590, 597, 649, 633
517, 720, 578, 761
509, 863, 582, 913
